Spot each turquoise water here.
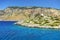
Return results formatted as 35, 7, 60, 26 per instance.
0, 21, 60, 40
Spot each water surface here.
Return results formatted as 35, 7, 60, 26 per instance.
0, 21, 60, 40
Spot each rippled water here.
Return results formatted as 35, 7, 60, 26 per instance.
0, 21, 60, 40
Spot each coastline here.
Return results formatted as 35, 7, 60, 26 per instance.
14, 21, 60, 28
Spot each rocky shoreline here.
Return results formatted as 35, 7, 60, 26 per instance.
14, 21, 60, 28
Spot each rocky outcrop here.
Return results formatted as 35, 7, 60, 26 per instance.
0, 6, 60, 21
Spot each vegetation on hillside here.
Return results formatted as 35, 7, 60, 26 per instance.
24, 13, 60, 26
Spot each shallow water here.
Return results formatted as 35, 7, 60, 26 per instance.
0, 21, 60, 40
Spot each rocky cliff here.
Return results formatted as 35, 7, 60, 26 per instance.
0, 6, 60, 21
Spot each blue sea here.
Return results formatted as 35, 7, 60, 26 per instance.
0, 21, 60, 40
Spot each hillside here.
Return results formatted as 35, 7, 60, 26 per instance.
1, 6, 60, 27
0, 6, 60, 21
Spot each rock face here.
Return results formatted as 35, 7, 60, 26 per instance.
0, 6, 60, 21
